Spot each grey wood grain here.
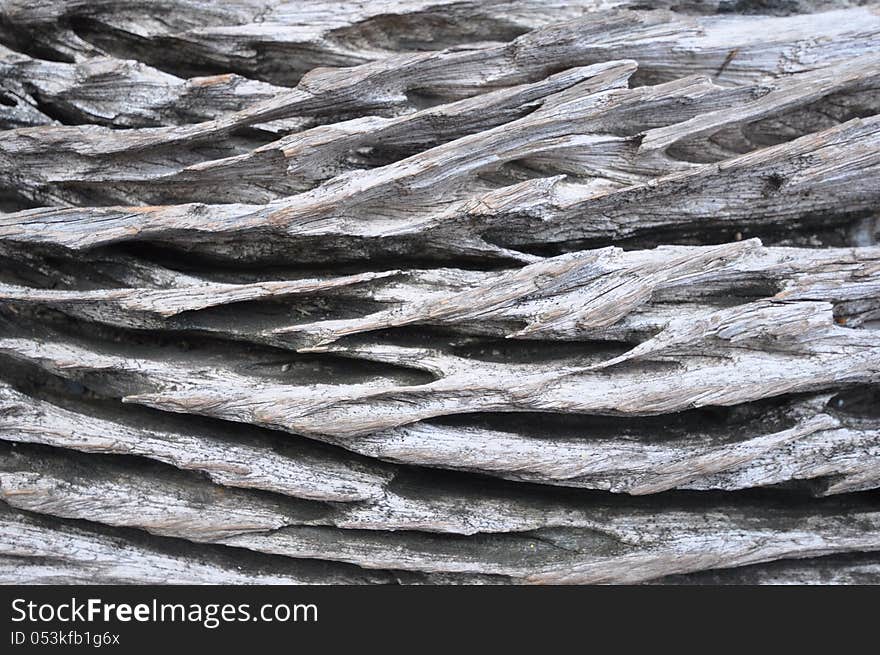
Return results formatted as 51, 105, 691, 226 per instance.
0, 1, 877, 585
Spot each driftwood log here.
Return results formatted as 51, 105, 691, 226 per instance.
0, 1, 878, 585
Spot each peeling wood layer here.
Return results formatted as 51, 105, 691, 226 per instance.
0, 2, 878, 585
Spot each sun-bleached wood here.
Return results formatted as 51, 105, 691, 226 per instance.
0, 2, 877, 586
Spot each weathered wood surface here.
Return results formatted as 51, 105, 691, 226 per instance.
0, 1, 878, 585
653, 552, 880, 584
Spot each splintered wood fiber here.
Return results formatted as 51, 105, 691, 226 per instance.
0, 0, 878, 585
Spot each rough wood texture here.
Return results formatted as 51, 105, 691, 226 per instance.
0, 1, 878, 585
